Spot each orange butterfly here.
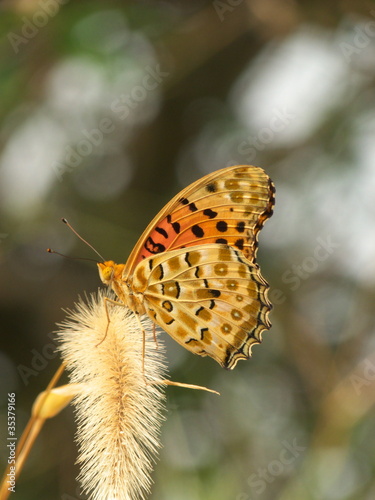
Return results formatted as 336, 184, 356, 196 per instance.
98, 165, 275, 369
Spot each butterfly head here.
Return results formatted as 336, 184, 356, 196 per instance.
97, 261, 125, 286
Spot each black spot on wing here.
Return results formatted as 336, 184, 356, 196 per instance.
216, 221, 228, 232
208, 289, 221, 298
157, 264, 164, 280
234, 249, 247, 264
223, 347, 235, 369
186, 337, 199, 345
192, 225, 204, 238
235, 238, 245, 250
206, 182, 217, 193
145, 237, 166, 254
200, 327, 209, 340
166, 214, 181, 234
155, 226, 168, 238
162, 300, 173, 312
216, 238, 228, 244
185, 252, 191, 267
189, 202, 198, 212
195, 306, 204, 317
236, 221, 246, 233
203, 208, 218, 219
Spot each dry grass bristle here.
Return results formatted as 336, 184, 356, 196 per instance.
56, 290, 167, 500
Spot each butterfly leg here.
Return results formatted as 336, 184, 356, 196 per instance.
131, 311, 148, 383
96, 297, 125, 347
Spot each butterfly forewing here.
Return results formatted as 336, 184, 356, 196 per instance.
130, 244, 271, 369
123, 165, 275, 281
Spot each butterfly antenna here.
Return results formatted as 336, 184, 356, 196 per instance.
62, 218, 105, 261
47, 248, 99, 263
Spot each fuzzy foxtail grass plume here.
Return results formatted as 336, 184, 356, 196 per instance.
57, 290, 166, 500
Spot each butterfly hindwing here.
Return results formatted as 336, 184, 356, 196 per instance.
123, 165, 275, 280
130, 244, 271, 369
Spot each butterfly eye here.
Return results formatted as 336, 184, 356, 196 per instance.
97, 263, 114, 284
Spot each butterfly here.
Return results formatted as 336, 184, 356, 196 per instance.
98, 165, 275, 369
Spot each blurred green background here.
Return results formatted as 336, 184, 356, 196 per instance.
1, 0, 375, 499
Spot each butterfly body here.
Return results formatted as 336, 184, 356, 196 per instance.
98, 165, 275, 369
98, 260, 147, 315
